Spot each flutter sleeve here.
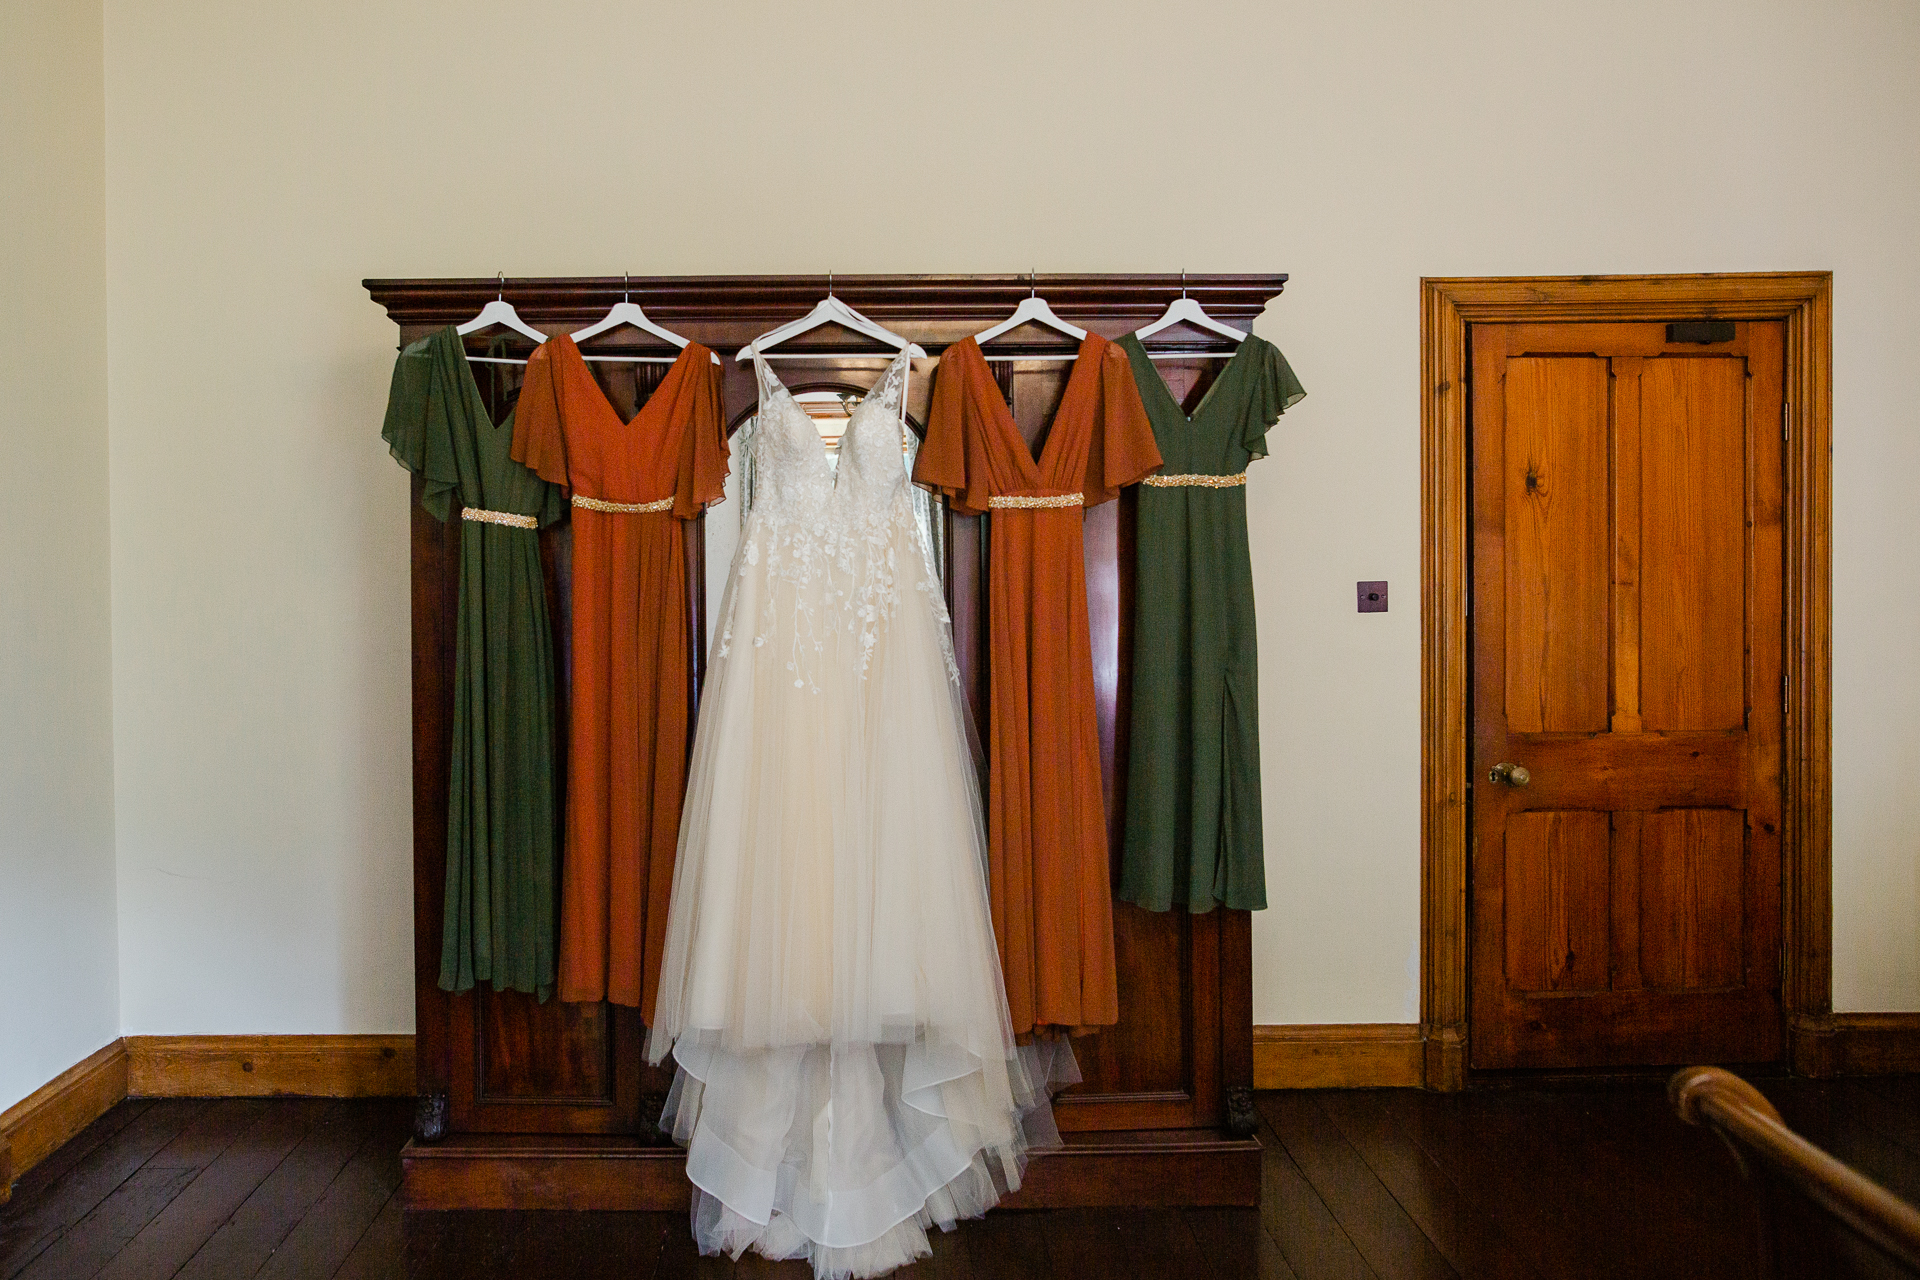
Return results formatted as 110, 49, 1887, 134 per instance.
1082, 340, 1164, 506
381, 335, 460, 523
529, 421, 569, 529
1241, 336, 1307, 461
510, 342, 571, 494
914, 350, 990, 515
674, 350, 730, 519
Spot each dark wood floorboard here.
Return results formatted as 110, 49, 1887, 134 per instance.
16, 1098, 261, 1280
254, 1103, 409, 1280
1260, 1093, 1457, 1280
95, 1098, 326, 1280
1044, 1206, 1189, 1280
0, 1099, 213, 1279
2, 1100, 156, 1213
944, 1207, 1050, 1280
174, 1099, 388, 1280
1846, 1078, 1920, 1161
9, 1083, 1920, 1280
333, 1194, 404, 1280
1186, 1207, 1300, 1280
1315, 1091, 1541, 1280
1253, 1102, 1377, 1280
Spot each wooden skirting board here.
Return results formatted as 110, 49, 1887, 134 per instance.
0, 1039, 128, 1205
1825, 1014, 1920, 1076
1255, 1019, 1920, 1087
1254, 1024, 1425, 1089
124, 1034, 415, 1098
0, 1034, 413, 1200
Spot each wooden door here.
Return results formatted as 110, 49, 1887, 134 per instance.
1470, 321, 1784, 1069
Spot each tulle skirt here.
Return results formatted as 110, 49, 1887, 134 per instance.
649, 508, 1057, 1279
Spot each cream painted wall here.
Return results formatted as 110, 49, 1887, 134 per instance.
1, 0, 120, 1111
98, 0, 1920, 1034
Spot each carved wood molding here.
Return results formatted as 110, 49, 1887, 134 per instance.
1419, 272, 1833, 1089
362, 273, 1288, 348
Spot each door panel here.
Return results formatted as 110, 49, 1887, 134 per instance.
1638, 808, 1746, 993
1640, 358, 1748, 732
1470, 320, 1784, 1069
1503, 358, 1610, 735
1503, 810, 1610, 993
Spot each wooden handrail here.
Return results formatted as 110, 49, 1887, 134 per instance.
1671, 1066, 1920, 1270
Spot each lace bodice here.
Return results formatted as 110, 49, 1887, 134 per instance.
719, 348, 955, 685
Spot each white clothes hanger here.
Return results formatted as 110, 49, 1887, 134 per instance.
458, 274, 548, 364
735, 274, 927, 361
973, 272, 1087, 363
1134, 271, 1249, 360
570, 274, 720, 365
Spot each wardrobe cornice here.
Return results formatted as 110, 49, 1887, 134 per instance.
363, 273, 1288, 341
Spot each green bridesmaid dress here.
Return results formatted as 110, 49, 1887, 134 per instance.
1117, 332, 1305, 913
382, 327, 567, 998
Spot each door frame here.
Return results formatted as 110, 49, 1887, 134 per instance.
1419, 273, 1833, 1089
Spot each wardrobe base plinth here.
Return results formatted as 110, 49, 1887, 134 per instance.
400, 1129, 1261, 1211
402, 1135, 688, 1211
1002, 1129, 1262, 1209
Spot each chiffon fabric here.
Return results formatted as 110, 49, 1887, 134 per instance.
648, 349, 1050, 1279
511, 335, 728, 1013
1117, 333, 1305, 912
382, 327, 566, 1000
913, 335, 1163, 1035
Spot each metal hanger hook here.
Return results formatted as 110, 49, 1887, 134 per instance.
622, 273, 630, 304
828, 272, 834, 298
1031, 271, 1037, 299
497, 272, 505, 301
1181, 269, 1187, 299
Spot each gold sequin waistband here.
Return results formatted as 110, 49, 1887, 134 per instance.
461, 507, 538, 529
1142, 472, 1248, 489
988, 492, 1085, 510
571, 493, 673, 514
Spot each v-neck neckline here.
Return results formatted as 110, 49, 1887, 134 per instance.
556, 332, 702, 430
960, 333, 1103, 484
445, 326, 520, 431
754, 347, 911, 477
1122, 331, 1255, 424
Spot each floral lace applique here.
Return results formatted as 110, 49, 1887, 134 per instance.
714, 348, 958, 687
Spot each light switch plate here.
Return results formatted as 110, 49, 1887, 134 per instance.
1357, 581, 1388, 613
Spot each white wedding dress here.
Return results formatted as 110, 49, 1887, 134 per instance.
647, 348, 1057, 1279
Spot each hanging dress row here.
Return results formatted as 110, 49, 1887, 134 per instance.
379, 285, 1304, 1280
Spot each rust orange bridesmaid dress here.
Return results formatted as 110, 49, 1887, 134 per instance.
512, 335, 727, 1017
914, 334, 1162, 1035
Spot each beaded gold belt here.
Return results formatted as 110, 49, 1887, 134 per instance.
988, 492, 1084, 510
571, 494, 673, 514
1142, 472, 1248, 488
461, 507, 538, 529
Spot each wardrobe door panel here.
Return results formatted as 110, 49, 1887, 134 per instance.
479, 991, 612, 1100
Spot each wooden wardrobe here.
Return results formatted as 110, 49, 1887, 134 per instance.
364, 273, 1286, 1211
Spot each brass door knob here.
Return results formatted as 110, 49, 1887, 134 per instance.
1489, 762, 1531, 787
